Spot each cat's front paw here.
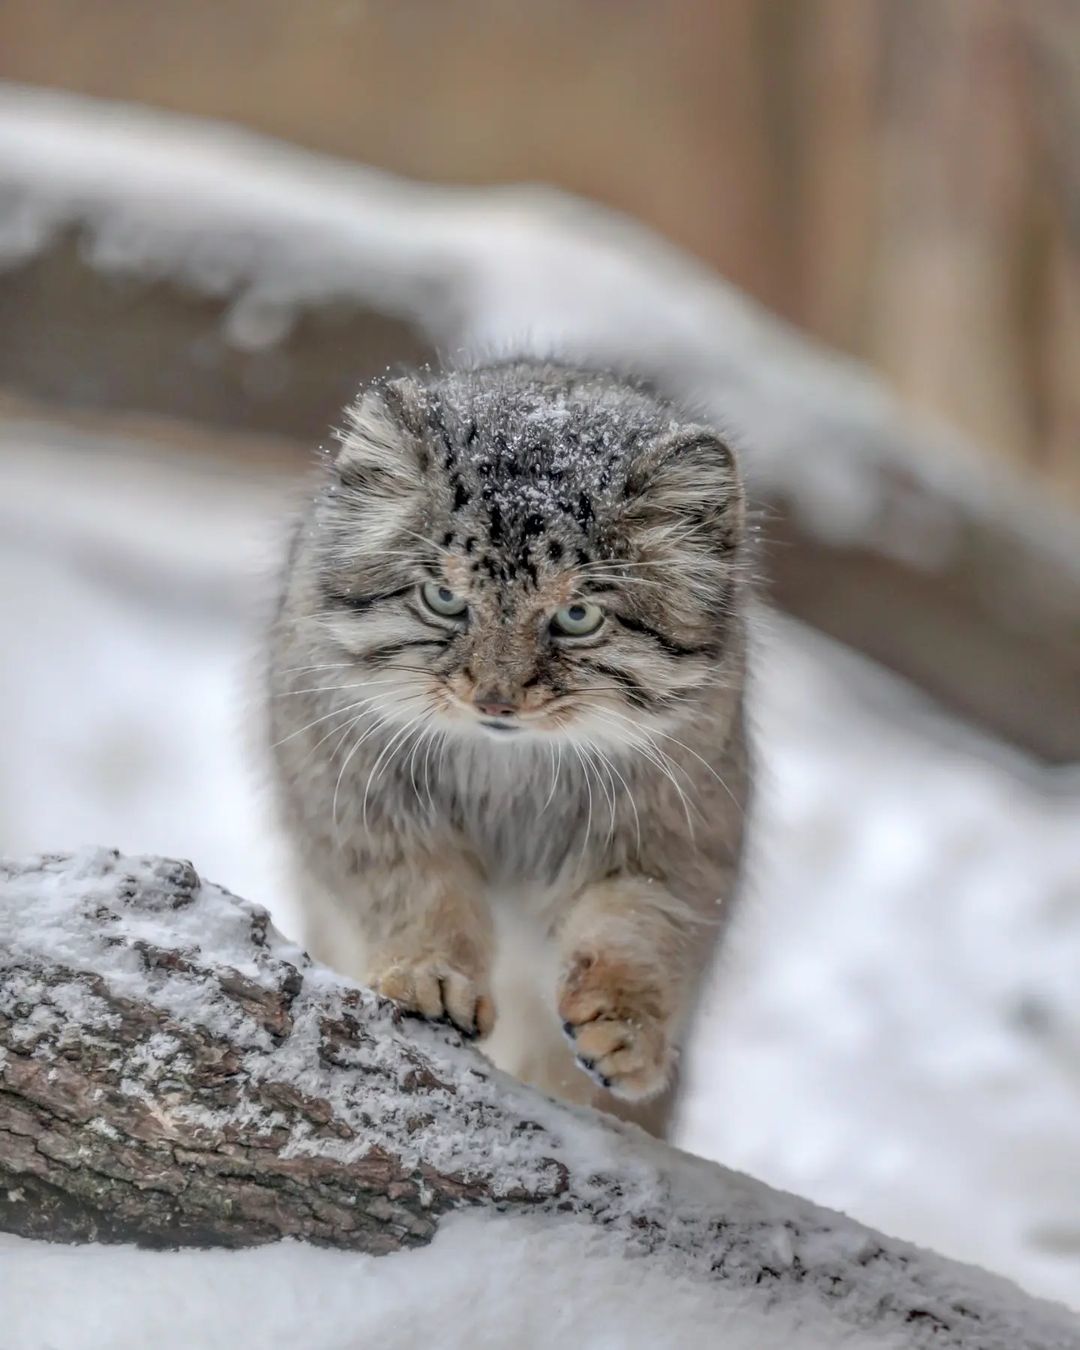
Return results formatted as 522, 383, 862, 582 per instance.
372, 957, 495, 1039
557, 953, 673, 1101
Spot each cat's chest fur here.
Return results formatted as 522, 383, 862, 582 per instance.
434, 741, 626, 892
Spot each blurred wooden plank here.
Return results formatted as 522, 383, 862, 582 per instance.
0, 231, 432, 441
2, 0, 1075, 500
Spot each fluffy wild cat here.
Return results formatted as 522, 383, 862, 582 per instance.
267, 359, 750, 1137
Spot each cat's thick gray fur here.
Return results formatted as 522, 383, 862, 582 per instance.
267, 358, 751, 1137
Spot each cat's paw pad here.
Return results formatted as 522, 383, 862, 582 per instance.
373, 958, 494, 1039
557, 954, 673, 1101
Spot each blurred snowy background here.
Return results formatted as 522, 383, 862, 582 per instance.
1, 0, 1078, 1318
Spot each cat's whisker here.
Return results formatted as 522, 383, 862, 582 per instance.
385, 663, 444, 677
290, 707, 369, 775
325, 712, 370, 763
405, 718, 428, 806
384, 715, 436, 800
387, 720, 429, 815
591, 711, 698, 842
580, 740, 617, 846
541, 739, 563, 814
585, 734, 638, 853
569, 741, 595, 863
275, 662, 358, 676
273, 678, 415, 697
337, 714, 404, 834
328, 694, 431, 833
349, 550, 427, 563
543, 687, 638, 713
421, 725, 443, 815
270, 689, 409, 747
650, 731, 744, 817
406, 707, 443, 812
360, 709, 435, 830
318, 696, 413, 763
330, 710, 399, 838
598, 739, 641, 856
597, 706, 744, 819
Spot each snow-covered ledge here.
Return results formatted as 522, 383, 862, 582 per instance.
1, 850, 1076, 1349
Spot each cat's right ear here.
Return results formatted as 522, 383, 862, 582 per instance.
332, 380, 426, 492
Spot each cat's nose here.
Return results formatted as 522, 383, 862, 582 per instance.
473, 689, 519, 719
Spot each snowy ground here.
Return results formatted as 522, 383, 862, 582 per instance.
0, 1211, 943, 1350
1, 415, 1078, 1338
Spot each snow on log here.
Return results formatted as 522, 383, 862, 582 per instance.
1, 849, 1077, 1350
0, 84, 1077, 761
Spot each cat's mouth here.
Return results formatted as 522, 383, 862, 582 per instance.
480, 719, 522, 735
438, 688, 567, 737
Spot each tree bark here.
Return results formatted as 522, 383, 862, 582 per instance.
1, 849, 1076, 1349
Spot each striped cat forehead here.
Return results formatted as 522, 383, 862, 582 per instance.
389, 414, 619, 588
331, 363, 742, 592
427, 404, 658, 515
431, 510, 600, 593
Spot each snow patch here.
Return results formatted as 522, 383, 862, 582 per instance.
0, 1210, 888, 1350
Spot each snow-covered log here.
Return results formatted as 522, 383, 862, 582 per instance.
0, 84, 1077, 762
1, 849, 1077, 1349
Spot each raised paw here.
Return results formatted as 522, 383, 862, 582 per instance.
372, 957, 495, 1039
557, 952, 674, 1101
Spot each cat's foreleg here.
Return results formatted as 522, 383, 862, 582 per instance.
304, 845, 495, 1038
555, 876, 702, 1101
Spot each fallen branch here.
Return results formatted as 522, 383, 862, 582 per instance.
1, 849, 1076, 1349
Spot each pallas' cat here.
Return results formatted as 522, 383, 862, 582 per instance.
267, 359, 750, 1137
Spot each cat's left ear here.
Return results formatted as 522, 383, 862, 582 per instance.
621, 425, 744, 555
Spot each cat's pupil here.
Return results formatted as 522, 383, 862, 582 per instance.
439, 588, 454, 602
567, 604, 586, 621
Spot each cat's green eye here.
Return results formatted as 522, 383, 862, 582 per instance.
420, 581, 468, 619
550, 601, 604, 637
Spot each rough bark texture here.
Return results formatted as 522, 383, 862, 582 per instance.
1, 849, 1077, 1350
0, 853, 564, 1254
0, 86, 1076, 761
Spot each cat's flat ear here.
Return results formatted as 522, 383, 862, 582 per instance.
622, 426, 744, 554
333, 379, 427, 491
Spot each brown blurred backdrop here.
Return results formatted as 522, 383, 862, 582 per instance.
1, 0, 1076, 498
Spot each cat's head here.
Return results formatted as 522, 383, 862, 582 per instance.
305, 362, 746, 750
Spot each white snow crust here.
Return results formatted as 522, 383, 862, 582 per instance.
0, 1210, 900, 1350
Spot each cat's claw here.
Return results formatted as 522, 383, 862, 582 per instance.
373, 958, 495, 1039
558, 954, 673, 1101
